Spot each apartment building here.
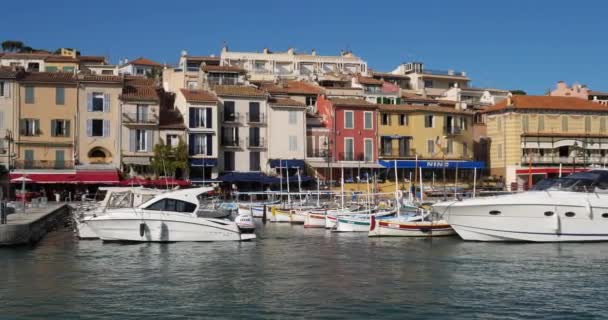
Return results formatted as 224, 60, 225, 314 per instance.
118, 57, 161, 77
257, 80, 324, 112
215, 85, 268, 173
119, 78, 160, 177
550, 81, 608, 105
352, 75, 401, 104
267, 97, 307, 174
0, 67, 19, 170
313, 96, 380, 180
15, 72, 77, 173
391, 62, 469, 97
175, 89, 220, 182
77, 75, 123, 169
483, 95, 608, 189
221, 47, 368, 81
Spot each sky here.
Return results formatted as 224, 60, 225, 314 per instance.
3, 0, 607, 94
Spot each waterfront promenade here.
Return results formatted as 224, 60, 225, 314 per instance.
0, 204, 70, 246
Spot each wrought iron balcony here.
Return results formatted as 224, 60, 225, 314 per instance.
15, 160, 75, 170
122, 112, 158, 124
223, 112, 242, 123
246, 112, 265, 124
221, 138, 242, 148
247, 137, 266, 149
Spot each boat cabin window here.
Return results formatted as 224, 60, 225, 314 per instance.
542, 170, 608, 192
145, 198, 197, 213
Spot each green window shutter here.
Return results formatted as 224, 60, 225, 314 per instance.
63, 66, 75, 72
25, 87, 34, 104
56, 87, 65, 105
65, 120, 70, 137
46, 66, 58, 72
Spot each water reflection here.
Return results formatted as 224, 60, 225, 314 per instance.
1, 224, 608, 319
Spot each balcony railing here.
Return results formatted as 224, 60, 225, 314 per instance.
307, 150, 331, 159
444, 126, 463, 135
15, 160, 75, 170
208, 77, 238, 86
247, 137, 266, 149
521, 155, 608, 165
422, 69, 466, 77
380, 148, 410, 158
246, 112, 265, 124
221, 138, 242, 148
338, 152, 374, 162
123, 112, 158, 124
223, 112, 242, 123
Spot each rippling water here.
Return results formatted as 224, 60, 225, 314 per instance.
1, 221, 608, 319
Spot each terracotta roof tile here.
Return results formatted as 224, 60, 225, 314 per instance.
124, 76, 156, 86
0, 66, 19, 79
378, 104, 474, 115
159, 107, 186, 130
268, 97, 306, 108
214, 85, 267, 98
180, 89, 217, 103
329, 98, 377, 108
357, 75, 383, 86
589, 90, 608, 97
78, 75, 123, 83
78, 55, 107, 64
202, 65, 245, 73
126, 57, 161, 67
258, 80, 324, 95
482, 95, 608, 113
20, 72, 76, 83
120, 85, 159, 102
1, 53, 49, 60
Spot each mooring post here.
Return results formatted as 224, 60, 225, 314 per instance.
262, 204, 267, 224
1, 201, 6, 225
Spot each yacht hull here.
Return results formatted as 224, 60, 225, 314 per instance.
86, 212, 254, 242
369, 218, 455, 237
433, 191, 608, 242
305, 213, 327, 228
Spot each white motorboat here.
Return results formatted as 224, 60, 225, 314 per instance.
433, 170, 608, 242
84, 187, 256, 242
74, 187, 163, 239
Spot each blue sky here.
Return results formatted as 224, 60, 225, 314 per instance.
3, 0, 607, 94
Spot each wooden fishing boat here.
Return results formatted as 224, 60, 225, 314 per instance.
368, 215, 455, 237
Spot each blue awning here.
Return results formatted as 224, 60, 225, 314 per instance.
218, 172, 313, 184
269, 159, 305, 168
378, 160, 485, 169
189, 158, 218, 167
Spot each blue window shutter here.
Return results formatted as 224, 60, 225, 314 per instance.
56, 87, 65, 105
87, 93, 93, 111
65, 120, 70, 137
189, 108, 195, 128
206, 135, 212, 156
146, 130, 154, 152
103, 93, 110, 112
103, 120, 110, 137
86, 120, 92, 137
206, 108, 212, 128
25, 87, 34, 104
129, 130, 136, 152
188, 134, 195, 155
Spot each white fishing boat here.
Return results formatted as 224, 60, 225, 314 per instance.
334, 209, 396, 232
304, 208, 330, 228
433, 170, 608, 242
84, 187, 256, 242
368, 214, 455, 237
74, 187, 163, 239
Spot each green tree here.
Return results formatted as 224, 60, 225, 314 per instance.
2, 40, 24, 52
510, 89, 527, 95
150, 138, 188, 178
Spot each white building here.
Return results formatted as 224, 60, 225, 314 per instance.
441, 86, 510, 108
214, 85, 269, 173
175, 88, 220, 181
351, 75, 400, 104
267, 97, 307, 173
220, 46, 368, 81
0, 53, 48, 72
118, 57, 162, 77
391, 62, 469, 97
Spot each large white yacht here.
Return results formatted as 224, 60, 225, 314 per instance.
84, 187, 256, 242
433, 170, 608, 242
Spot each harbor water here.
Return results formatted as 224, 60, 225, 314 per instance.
2, 222, 608, 319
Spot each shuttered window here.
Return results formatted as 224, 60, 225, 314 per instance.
56, 87, 65, 105
562, 116, 568, 132
25, 87, 34, 104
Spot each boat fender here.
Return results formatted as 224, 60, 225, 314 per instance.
139, 223, 146, 237
370, 215, 376, 231
585, 199, 593, 220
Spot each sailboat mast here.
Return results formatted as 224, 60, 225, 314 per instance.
340, 162, 345, 209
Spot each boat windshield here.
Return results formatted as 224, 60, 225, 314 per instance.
539, 171, 608, 192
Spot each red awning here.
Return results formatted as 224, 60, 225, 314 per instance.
10, 171, 120, 184
148, 178, 191, 187
118, 177, 151, 186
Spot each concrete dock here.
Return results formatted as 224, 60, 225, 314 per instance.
0, 204, 71, 246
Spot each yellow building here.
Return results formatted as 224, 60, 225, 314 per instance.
16, 72, 77, 170
44, 55, 79, 73
483, 95, 608, 189
378, 104, 475, 160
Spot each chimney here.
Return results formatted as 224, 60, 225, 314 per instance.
287, 48, 294, 55
506, 93, 513, 106
263, 48, 269, 54
311, 49, 317, 56
556, 80, 567, 90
